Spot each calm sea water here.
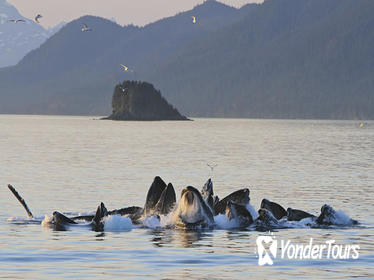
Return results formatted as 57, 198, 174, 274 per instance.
0, 115, 373, 279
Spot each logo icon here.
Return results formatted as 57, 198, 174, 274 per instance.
256, 235, 278, 266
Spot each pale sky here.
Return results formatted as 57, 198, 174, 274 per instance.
8, 0, 263, 28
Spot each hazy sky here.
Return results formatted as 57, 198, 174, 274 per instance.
8, 0, 263, 28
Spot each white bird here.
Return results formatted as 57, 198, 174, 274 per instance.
35, 14, 42, 23
192, 16, 197, 24
120, 64, 133, 72
120, 86, 128, 95
120, 64, 129, 71
7, 19, 26, 24
81, 23, 93, 32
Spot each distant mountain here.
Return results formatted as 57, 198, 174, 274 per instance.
145, 0, 374, 119
0, 0, 249, 115
48, 21, 66, 35
1, 0, 373, 119
0, 0, 64, 67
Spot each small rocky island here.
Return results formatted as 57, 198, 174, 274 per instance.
104, 81, 189, 121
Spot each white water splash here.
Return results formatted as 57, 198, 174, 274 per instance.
332, 210, 356, 225
246, 203, 259, 220
214, 214, 239, 229
41, 215, 52, 227
103, 215, 133, 231
297, 217, 316, 227
280, 218, 310, 229
159, 213, 175, 227
142, 215, 161, 229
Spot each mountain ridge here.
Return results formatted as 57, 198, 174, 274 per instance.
144, 0, 374, 119
0, 0, 249, 115
0, 0, 64, 67
1, 0, 373, 119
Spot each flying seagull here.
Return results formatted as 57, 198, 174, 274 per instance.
8, 19, 26, 24
35, 14, 42, 23
120, 64, 133, 72
81, 23, 93, 32
120, 64, 129, 71
192, 16, 197, 24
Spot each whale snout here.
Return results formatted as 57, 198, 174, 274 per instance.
261, 198, 270, 208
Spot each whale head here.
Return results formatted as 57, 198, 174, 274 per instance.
174, 186, 214, 228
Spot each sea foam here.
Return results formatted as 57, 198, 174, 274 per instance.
331, 210, 356, 225
214, 214, 239, 229
142, 215, 162, 229
104, 215, 133, 231
41, 215, 52, 227
246, 203, 259, 220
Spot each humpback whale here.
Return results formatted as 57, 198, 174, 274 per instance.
155, 183, 176, 215
214, 188, 250, 215
255, 208, 282, 230
144, 176, 167, 215
7, 179, 359, 232
225, 200, 254, 228
201, 178, 219, 211
316, 204, 358, 226
51, 202, 109, 231
173, 186, 214, 228
260, 199, 287, 220
287, 207, 315, 221
7, 177, 175, 231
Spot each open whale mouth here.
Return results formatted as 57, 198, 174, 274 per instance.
177, 187, 206, 224
185, 191, 194, 205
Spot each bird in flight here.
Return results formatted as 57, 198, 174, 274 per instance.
35, 14, 42, 23
192, 16, 197, 24
120, 64, 133, 72
81, 23, 93, 32
8, 19, 26, 24
121, 64, 129, 71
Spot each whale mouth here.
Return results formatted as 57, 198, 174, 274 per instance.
257, 208, 274, 221
177, 187, 205, 224
185, 191, 194, 205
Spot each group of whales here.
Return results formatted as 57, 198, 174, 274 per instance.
8, 177, 358, 232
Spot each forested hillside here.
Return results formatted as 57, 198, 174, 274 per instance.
1, 0, 373, 119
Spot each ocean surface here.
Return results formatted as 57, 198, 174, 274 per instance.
0, 115, 373, 279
